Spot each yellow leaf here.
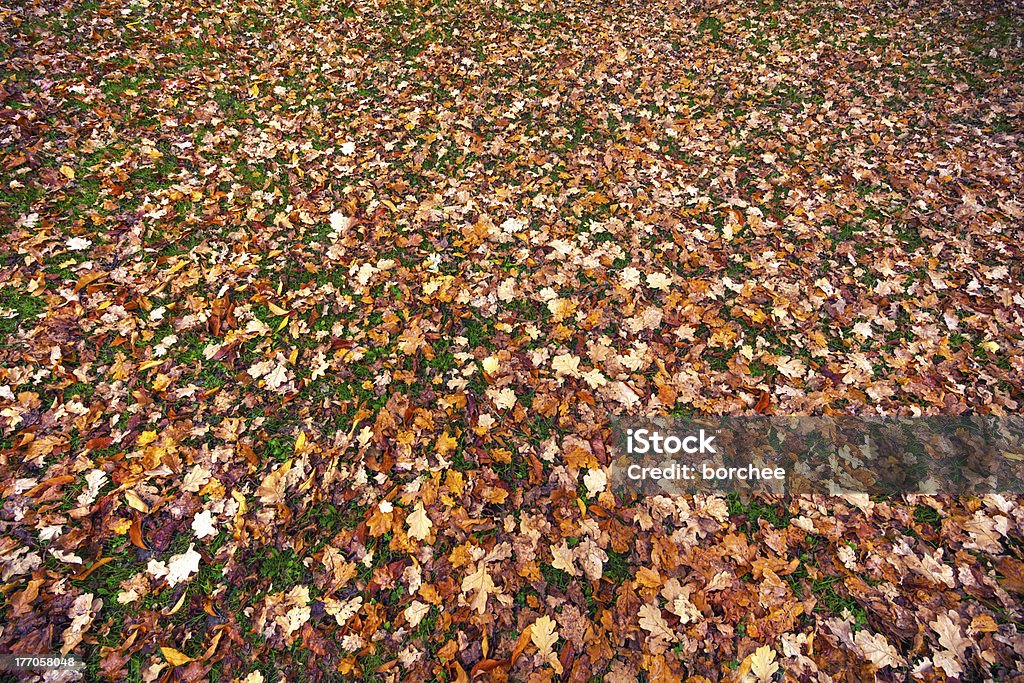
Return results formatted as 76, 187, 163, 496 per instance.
436, 432, 458, 457
137, 430, 158, 447
138, 359, 164, 372
294, 430, 307, 453
124, 490, 150, 513
407, 501, 433, 541
248, 83, 259, 97
748, 645, 779, 682
530, 615, 562, 674
257, 459, 293, 504
59, 165, 75, 179
160, 646, 193, 666
461, 562, 495, 614
268, 302, 289, 316
232, 490, 248, 515
110, 518, 132, 535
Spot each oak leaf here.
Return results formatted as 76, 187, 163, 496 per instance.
461, 562, 495, 615
530, 615, 562, 674
638, 604, 677, 644
748, 645, 778, 682
165, 544, 201, 587
407, 501, 433, 541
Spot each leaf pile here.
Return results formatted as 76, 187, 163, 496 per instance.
1, 0, 1023, 679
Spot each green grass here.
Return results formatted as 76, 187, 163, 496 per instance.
913, 503, 942, 530
727, 494, 790, 536
811, 576, 869, 629
0, 288, 45, 337
258, 548, 313, 589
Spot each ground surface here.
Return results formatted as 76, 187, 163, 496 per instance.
2, 0, 1024, 680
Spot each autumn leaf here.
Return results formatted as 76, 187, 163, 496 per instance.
530, 615, 562, 674
638, 604, 678, 645
746, 645, 779, 682
256, 460, 293, 504
854, 630, 905, 670
406, 501, 433, 541
404, 600, 431, 628
3, 0, 1023, 678
160, 646, 193, 666
165, 544, 201, 588
461, 562, 496, 615
191, 510, 217, 540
